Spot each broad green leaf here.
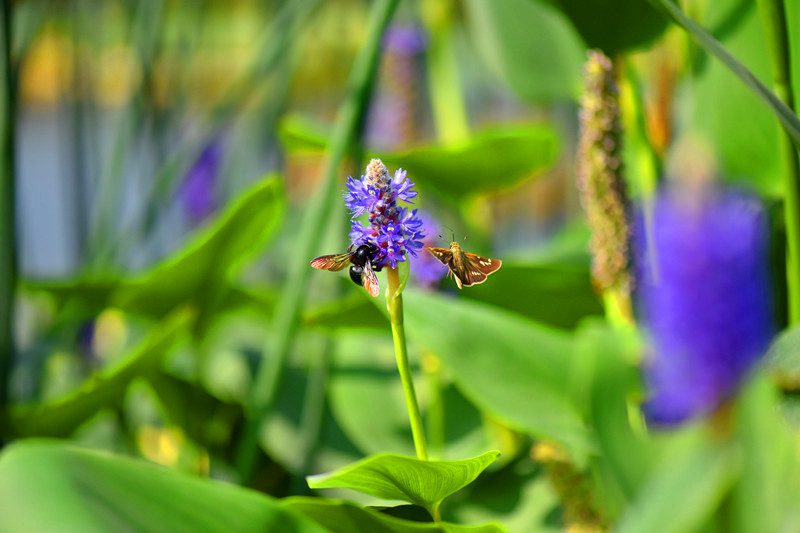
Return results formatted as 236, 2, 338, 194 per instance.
278, 117, 560, 202
114, 176, 286, 316
686, 0, 781, 196
146, 373, 243, 453
380, 126, 559, 203
307, 451, 501, 517
650, 0, 800, 150
284, 498, 505, 533
461, 261, 603, 330
303, 292, 390, 331
766, 324, 800, 389
574, 322, 653, 516
463, 0, 585, 102
260, 365, 363, 476
541, 0, 668, 54
25, 177, 285, 320
616, 433, 740, 533
728, 376, 800, 532
9, 308, 194, 438
402, 290, 591, 457
327, 332, 490, 460
0, 441, 327, 533
446, 457, 561, 533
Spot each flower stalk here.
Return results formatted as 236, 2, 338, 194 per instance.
235, 0, 400, 482
756, 0, 800, 324
0, 0, 16, 424
577, 50, 633, 328
387, 266, 428, 461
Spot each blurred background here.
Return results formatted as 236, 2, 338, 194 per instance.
2, 0, 798, 531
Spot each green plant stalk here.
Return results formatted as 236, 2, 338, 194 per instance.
89, 0, 164, 269
0, 0, 16, 427
386, 267, 428, 462
235, 0, 400, 482
648, 0, 800, 148
757, 0, 800, 324
422, 0, 469, 145
423, 352, 446, 459
289, 340, 332, 495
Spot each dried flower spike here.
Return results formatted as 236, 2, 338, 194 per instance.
576, 50, 630, 293
345, 158, 424, 269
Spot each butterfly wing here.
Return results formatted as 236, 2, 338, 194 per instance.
425, 246, 454, 266
425, 246, 458, 286
310, 252, 353, 271
361, 260, 380, 297
459, 252, 502, 287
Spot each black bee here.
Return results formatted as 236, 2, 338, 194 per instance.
310, 242, 381, 297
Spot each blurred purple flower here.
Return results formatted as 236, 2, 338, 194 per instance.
367, 23, 428, 150
179, 140, 223, 224
410, 211, 448, 288
636, 186, 774, 425
345, 159, 424, 269
382, 24, 427, 54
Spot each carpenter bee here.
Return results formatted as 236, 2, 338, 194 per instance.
310, 242, 381, 297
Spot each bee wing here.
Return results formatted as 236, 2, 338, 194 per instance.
459, 252, 502, 287
362, 260, 380, 297
310, 252, 353, 271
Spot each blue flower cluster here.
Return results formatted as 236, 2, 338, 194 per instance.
635, 186, 774, 425
345, 158, 424, 269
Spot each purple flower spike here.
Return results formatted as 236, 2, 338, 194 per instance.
635, 185, 774, 426
382, 24, 427, 54
347, 159, 425, 269
179, 140, 223, 224
411, 211, 449, 288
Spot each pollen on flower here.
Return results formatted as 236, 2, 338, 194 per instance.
345, 158, 425, 269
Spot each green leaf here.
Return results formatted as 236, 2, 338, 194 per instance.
766, 324, 800, 389
380, 126, 559, 203
463, 0, 585, 102
284, 498, 505, 533
9, 308, 194, 438
307, 451, 500, 517
327, 333, 490, 460
278, 118, 560, 202
541, 0, 669, 54
303, 292, 390, 331
0, 441, 327, 533
402, 289, 591, 457
616, 433, 740, 533
461, 260, 603, 330
650, 0, 800, 150
25, 177, 285, 320
686, 0, 781, 196
114, 176, 286, 316
260, 365, 363, 476
729, 376, 800, 532
573, 322, 653, 516
445, 457, 561, 533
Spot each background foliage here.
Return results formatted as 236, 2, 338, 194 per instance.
1, 0, 799, 532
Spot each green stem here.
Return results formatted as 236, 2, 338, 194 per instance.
757, 0, 800, 324
422, 0, 469, 145
289, 341, 331, 495
235, 0, 400, 483
386, 266, 428, 461
423, 351, 445, 459
0, 0, 16, 429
